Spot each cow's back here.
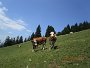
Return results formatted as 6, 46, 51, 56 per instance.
33, 37, 47, 44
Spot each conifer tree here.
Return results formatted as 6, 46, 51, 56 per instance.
45, 25, 56, 37
35, 25, 41, 37
30, 32, 35, 40
19, 36, 23, 43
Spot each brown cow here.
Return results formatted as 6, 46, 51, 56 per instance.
31, 37, 47, 51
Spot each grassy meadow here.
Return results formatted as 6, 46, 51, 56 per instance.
0, 29, 90, 68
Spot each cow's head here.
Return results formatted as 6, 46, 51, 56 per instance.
50, 32, 57, 37
50, 32, 54, 36
33, 39, 37, 45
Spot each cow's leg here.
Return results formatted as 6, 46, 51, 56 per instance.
50, 41, 53, 49
32, 45, 38, 52
32, 45, 35, 52
32, 40, 38, 52
52, 42, 55, 49
49, 41, 52, 50
50, 41, 55, 49
42, 42, 46, 50
42, 44, 45, 50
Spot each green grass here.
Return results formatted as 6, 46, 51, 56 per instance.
0, 29, 90, 68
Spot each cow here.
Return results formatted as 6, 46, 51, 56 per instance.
31, 37, 47, 51
49, 32, 57, 49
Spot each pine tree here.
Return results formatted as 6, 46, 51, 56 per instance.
19, 36, 23, 43
16, 36, 19, 44
67, 24, 71, 32
0, 43, 4, 48
61, 27, 70, 34
79, 23, 83, 31
89, 22, 90, 28
30, 32, 35, 40
45, 25, 56, 37
27, 36, 31, 41
35, 25, 41, 37
45, 26, 50, 37
10, 38, 13, 45
74, 23, 79, 32
24, 38, 27, 42
13, 38, 16, 45
83, 21, 89, 30
4, 36, 10, 47
71, 25, 77, 32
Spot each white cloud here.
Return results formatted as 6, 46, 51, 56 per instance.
0, 2, 30, 31
8, 32, 13, 34
16, 19, 28, 26
26, 29, 32, 32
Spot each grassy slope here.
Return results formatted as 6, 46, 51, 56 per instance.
0, 29, 90, 68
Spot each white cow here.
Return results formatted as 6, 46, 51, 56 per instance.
49, 32, 57, 49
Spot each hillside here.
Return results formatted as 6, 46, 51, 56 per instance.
0, 29, 90, 68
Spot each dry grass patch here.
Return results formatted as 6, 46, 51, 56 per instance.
48, 59, 61, 68
62, 55, 87, 63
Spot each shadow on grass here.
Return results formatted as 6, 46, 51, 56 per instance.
33, 46, 60, 52
54, 46, 58, 49
34, 48, 48, 52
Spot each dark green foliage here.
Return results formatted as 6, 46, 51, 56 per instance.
3, 35, 24, 47
78, 21, 90, 31
30, 32, 35, 40
35, 25, 42, 37
61, 27, 69, 35
24, 38, 27, 42
24, 36, 30, 42
27, 36, 31, 41
4, 36, 15, 47
61, 24, 71, 35
78, 23, 83, 31
67, 24, 71, 32
71, 23, 79, 32
57, 21, 90, 36
3, 36, 23, 47
0, 43, 4, 48
56, 32, 62, 36
75, 23, 79, 32
10, 38, 15, 45
12, 38, 16, 45
19, 36, 23, 43
45, 25, 56, 37
71, 25, 75, 32
82, 21, 89, 30
4, 36, 10, 47
16, 36, 19, 44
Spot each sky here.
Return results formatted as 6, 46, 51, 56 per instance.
0, 0, 90, 42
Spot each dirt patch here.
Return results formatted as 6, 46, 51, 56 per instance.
48, 60, 61, 68
62, 55, 87, 63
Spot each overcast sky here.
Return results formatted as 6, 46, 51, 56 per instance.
0, 0, 90, 42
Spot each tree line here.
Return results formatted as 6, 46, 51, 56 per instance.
0, 25, 56, 48
0, 21, 90, 48
0, 36, 31, 47
30, 25, 56, 40
57, 21, 90, 36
